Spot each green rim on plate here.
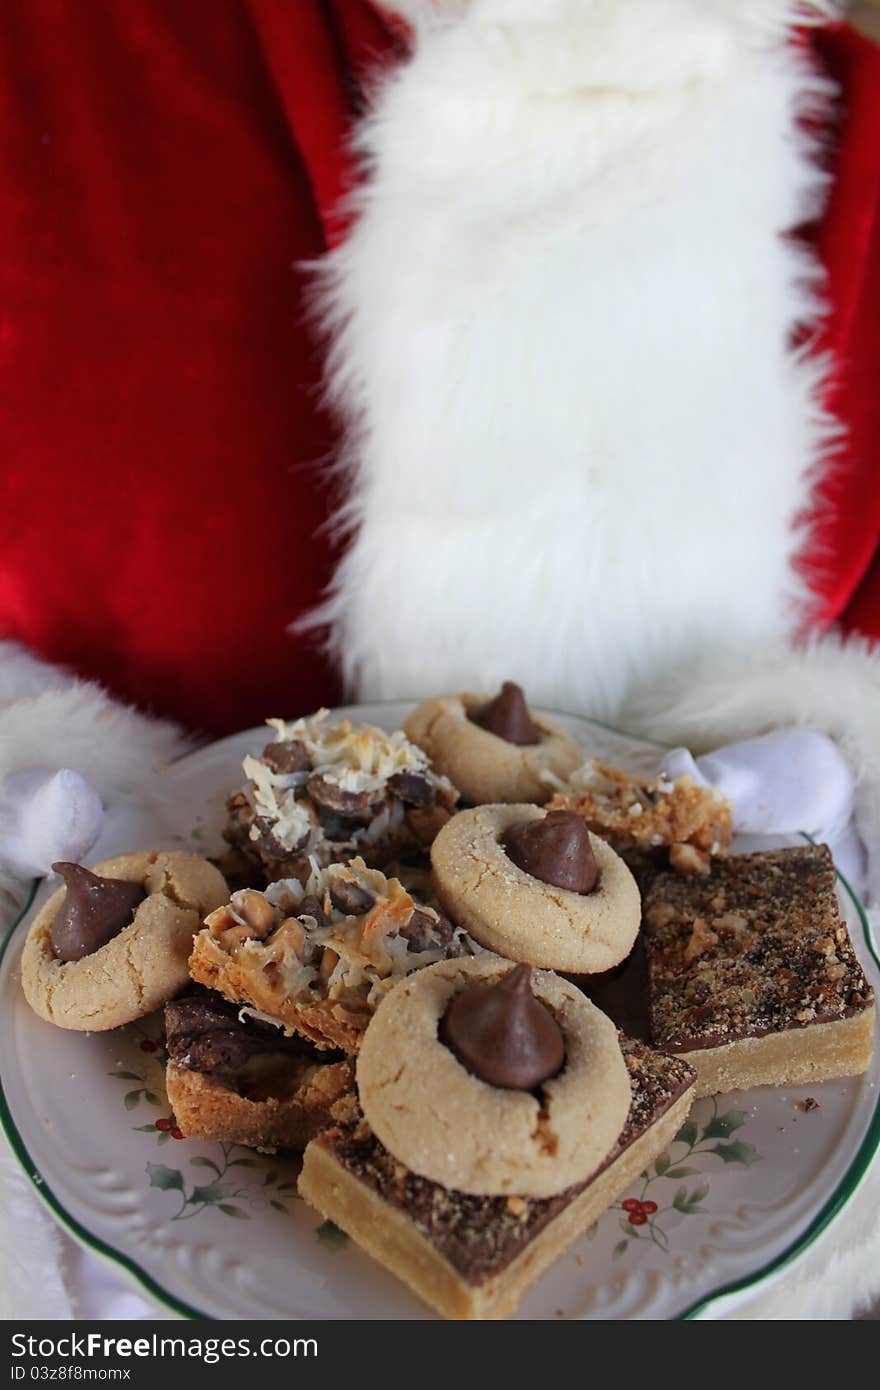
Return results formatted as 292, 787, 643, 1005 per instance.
1, 745, 877, 1322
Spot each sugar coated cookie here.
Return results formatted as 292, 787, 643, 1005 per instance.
431, 804, 640, 973
356, 956, 630, 1198
404, 684, 581, 805
21, 851, 229, 1031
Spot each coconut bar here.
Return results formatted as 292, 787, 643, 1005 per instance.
547, 760, 732, 882
222, 710, 458, 887
189, 858, 471, 1053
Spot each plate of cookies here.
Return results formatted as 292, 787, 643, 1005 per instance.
1, 687, 877, 1320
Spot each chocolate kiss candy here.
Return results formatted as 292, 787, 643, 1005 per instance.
50, 862, 146, 963
439, 963, 565, 1090
470, 680, 540, 746
505, 810, 599, 894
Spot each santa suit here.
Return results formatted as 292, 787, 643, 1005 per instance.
0, 0, 878, 739
1, 0, 880, 1323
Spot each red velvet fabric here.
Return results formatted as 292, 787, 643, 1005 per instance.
0, 5, 877, 737
0, 0, 397, 736
803, 23, 880, 637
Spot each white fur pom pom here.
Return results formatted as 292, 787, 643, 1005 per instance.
0, 768, 103, 878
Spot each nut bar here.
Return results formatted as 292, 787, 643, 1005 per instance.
164, 992, 352, 1152
223, 710, 458, 886
189, 857, 471, 1053
547, 759, 732, 873
298, 1037, 695, 1320
644, 844, 875, 1097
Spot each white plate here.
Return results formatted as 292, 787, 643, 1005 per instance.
1, 704, 878, 1320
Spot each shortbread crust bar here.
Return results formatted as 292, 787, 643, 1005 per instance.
644, 844, 875, 1097
166, 1060, 352, 1152
298, 1038, 695, 1320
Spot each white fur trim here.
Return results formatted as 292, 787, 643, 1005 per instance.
0, 640, 72, 708
309, 0, 840, 714
0, 653, 191, 916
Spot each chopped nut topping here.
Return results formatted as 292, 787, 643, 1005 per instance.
683, 918, 719, 963
670, 843, 712, 876
645, 845, 873, 1052
547, 759, 732, 855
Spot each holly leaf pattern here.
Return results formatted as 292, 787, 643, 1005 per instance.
316, 1220, 348, 1249
701, 1110, 746, 1140
190, 1184, 225, 1205
146, 1163, 184, 1192
709, 1140, 759, 1166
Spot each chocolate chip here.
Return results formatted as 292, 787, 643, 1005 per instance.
328, 875, 377, 916
252, 816, 309, 861
297, 894, 327, 926
50, 862, 146, 963
307, 775, 384, 818
387, 772, 436, 807
439, 964, 565, 1091
261, 739, 311, 774
470, 681, 540, 746
504, 811, 599, 894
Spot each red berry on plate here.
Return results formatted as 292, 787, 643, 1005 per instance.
628, 1211, 647, 1226
155, 1118, 172, 1132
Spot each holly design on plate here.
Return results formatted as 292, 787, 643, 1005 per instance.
610, 1098, 760, 1257
108, 1022, 169, 1117
112, 1019, 299, 1220
145, 1144, 299, 1222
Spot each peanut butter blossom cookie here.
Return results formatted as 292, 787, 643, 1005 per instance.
403, 682, 582, 805
21, 851, 229, 1031
356, 956, 631, 1198
431, 805, 640, 973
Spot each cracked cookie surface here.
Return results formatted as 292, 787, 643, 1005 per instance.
404, 694, 581, 805
21, 851, 229, 1031
431, 805, 640, 973
356, 956, 630, 1198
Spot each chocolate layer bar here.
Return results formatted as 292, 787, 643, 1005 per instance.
164, 993, 352, 1151
644, 844, 875, 1097
298, 1037, 695, 1320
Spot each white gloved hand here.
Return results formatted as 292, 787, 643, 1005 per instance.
0, 768, 103, 878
